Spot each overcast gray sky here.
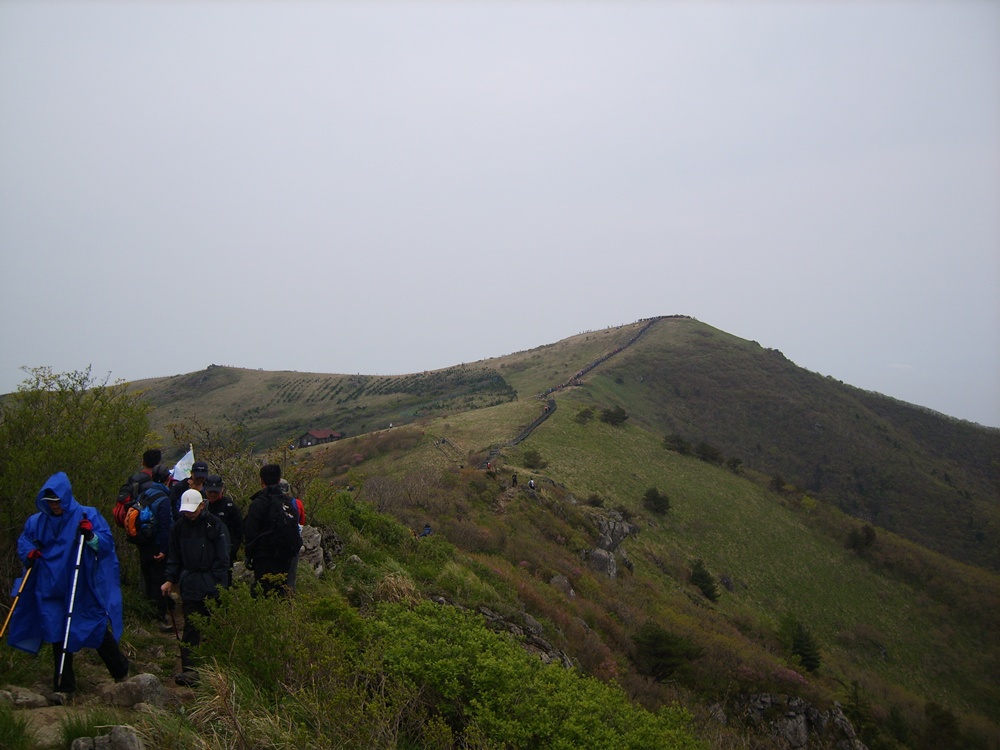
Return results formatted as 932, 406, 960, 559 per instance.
1, 0, 998, 427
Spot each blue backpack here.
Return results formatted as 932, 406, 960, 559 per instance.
124, 486, 169, 544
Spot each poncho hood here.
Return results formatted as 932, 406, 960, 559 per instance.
35, 471, 81, 516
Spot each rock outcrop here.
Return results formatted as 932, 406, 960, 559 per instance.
719, 693, 868, 749
583, 511, 638, 579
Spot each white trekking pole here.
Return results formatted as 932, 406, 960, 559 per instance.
58, 520, 88, 687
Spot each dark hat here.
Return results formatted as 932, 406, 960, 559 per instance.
191, 461, 209, 478
204, 474, 224, 491
260, 463, 281, 486
151, 464, 171, 483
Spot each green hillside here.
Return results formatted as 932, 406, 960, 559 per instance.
296, 392, 999, 747
134, 316, 1000, 571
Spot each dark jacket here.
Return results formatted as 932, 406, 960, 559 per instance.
164, 511, 230, 603
206, 494, 244, 563
243, 486, 295, 564
138, 481, 173, 558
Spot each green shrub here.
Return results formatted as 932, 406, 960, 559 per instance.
643, 487, 670, 515
196, 584, 321, 694
600, 406, 629, 426
522, 449, 548, 470
632, 622, 703, 683
689, 559, 720, 602
372, 601, 701, 749
663, 434, 692, 455
436, 561, 501, 606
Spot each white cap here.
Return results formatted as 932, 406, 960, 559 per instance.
179, 489, 203, 513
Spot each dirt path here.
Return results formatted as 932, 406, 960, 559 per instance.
10, 616, 193, 748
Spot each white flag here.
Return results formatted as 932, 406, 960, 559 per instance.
171, 446, 195, 482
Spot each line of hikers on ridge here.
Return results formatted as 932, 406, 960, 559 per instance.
3, 450, 306, 692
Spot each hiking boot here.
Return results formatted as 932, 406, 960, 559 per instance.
174, 670, 199, 687
158, 617, 175, 633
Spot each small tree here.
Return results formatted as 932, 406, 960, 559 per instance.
791, 622, 822, 672
642, 487, 670, 515
689, 559, 719, 602
846, 524, 877, 554
599, 406, 629, 426
522, 449, 547, 470
694, 442, 723, 465
663, 434, 692, 455
574, 408, 594, 425
632, 622, 702, 682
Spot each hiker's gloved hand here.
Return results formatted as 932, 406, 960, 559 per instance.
26, 548, 41, 568
79, 518, 94, 541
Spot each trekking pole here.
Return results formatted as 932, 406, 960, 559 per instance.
165, 593, 181, 641
0, 564, 35, 640
58, 522, 88, 686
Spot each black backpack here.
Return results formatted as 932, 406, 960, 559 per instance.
249, 491, 302, 561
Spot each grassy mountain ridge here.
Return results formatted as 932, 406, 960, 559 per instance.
133, 316, 999, 570
114, 316, 1000, 745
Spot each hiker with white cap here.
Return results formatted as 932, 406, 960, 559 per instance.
161, 488, 230, 686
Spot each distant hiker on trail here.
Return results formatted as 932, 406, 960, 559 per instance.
418, 524, 432, 538
204, 474, 244, 587
170, 460, 209, 519
7, 472, 129, 693
123, 463, 174, 632
512, 473, 518, 486
113, 448, 162, 528
161, 489, 230, 687
278, 479, 306, 591
244, 464, 302, 597
528, 479, 536, 490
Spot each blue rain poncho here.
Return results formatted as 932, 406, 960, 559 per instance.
7, 472, 124, 654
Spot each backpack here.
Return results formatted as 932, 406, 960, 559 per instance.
123, 486, 169, 545
266, 495, 302, 560
113, 471, 151, 528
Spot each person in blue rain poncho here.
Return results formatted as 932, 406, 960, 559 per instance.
6, 472, 129, 693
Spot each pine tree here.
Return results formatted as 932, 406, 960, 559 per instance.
792, 622, 821, 672
689, 559, 720, 602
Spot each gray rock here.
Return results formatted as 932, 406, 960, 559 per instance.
0, 685, 48, 708
299, 525, 325, 576
729, 693, 868, 750
70, 725, 144, 750
523, 613, 544, 636
587, 548, 617, 578
549, 574, 576, 597
101, 673, 168, 709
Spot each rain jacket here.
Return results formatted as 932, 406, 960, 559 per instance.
7, 472, 124, 654
164, 511, 230, 603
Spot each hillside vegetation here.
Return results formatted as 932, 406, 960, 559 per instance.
134, 316, 1000, 571
115, 316, 1000, 747
6, 319, 999, 748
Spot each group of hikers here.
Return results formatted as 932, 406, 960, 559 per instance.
2, 449, 306, 691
